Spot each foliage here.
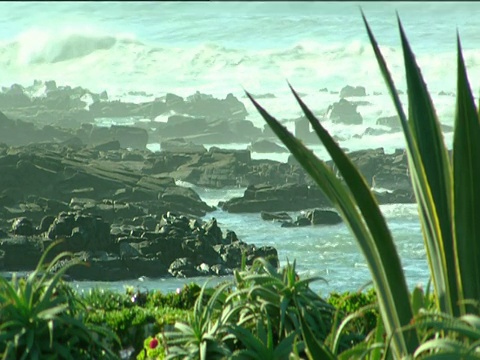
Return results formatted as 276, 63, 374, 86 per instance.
137, 336, 166, 360
328, 289, 379, 340
0, 240, 120, 359
81, 285, 196, 356
156, 258, 336, 360
245, 10, 480, 359
413, 311, 480, 359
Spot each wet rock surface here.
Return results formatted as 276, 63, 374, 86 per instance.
327, 98, 363, 125
0, 82, 429, 280
0, 212, 279, 281
0, 81, 261, 149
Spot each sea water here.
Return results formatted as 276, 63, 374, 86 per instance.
1, 1, 478, 294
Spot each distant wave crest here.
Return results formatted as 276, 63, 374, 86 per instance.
11, 28, 142, 64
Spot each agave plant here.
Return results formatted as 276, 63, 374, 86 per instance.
229, 315, 298, 360
246, 10, 480, 359
231, 258, 334, 341
163, 282, 232, 360
0, 240, 120, 359
161, 258, 336, 359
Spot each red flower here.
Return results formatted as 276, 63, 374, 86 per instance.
149, 338, 159, 349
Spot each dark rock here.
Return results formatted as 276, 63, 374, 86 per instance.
306, 209, 342, 225
121, 151, 145, 162
340, 85, 366, 98
38, 215, 56, 233
88, 125, 148, 149
165, 93, 184, 109
248, 140, 287, 153
374, 189, 415, 204
260, 211, 293, 222
280, 221, 297, 228
221, 183, 331, 213
210, 263, 231, 276
0, 237, 43, 270
0, 84, 31, 108
376, 115, 400, 129
161, 138, 207, 153
438, 91, 454, 96
294, 215, 312, 227
160, 115, 208, 138
327, 98, 362, 125
62, 253, 133, 281
359, 127, 393, 137
202, 218, 223, 245
169, 257, 199, 277
11, 217, 35, 236
93, 140, 121, 151
47, 212, 111, 252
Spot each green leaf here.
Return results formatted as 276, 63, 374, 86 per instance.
453, 32, 480, 314
411, 285, 425, 316
361, 11, 456, 318
397, 14, 458, 317
246, 84, 418, 357
289, 82, 419, 355
298, 307, 335, 360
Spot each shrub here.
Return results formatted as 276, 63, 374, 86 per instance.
81, 286, 195, 357
0, 241, 120, 359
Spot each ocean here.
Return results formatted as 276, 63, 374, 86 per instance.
1, 1, 477, 295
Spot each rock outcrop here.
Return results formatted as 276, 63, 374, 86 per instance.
220, 184, 332, 213
340, 85, 367, 98
327, 98, 363, 125
0, 212, 279, 281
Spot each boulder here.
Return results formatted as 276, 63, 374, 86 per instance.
327, 98, 362, 125
220, 183, 331, 213
376, 115, 400, 129
306, 209, 342, 225
260, 211, 293, 222
0, 237, 43, 270
340, 85, 367, 98
11, 217, 35, 236
46, 212, 112, 252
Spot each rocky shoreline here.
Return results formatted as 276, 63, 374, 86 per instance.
0, 80, 420, 281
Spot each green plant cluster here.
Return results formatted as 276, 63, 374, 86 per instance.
327, 289, 379, 341
0, 241, 120, 359
141, 259, 383, 359
80, 284, 199, 356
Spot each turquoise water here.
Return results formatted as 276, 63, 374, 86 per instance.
1, 1, 478, 293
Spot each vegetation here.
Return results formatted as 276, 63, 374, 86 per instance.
0, 241, 120, 359
81, 284, 199, 357
157, 259, 353, 359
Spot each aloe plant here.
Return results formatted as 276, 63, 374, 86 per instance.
161, 258, 336, 359
363, 13, 480, 318
163, 282, 232, 360
246, 11, 480, 359
0, 240, 120, 359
